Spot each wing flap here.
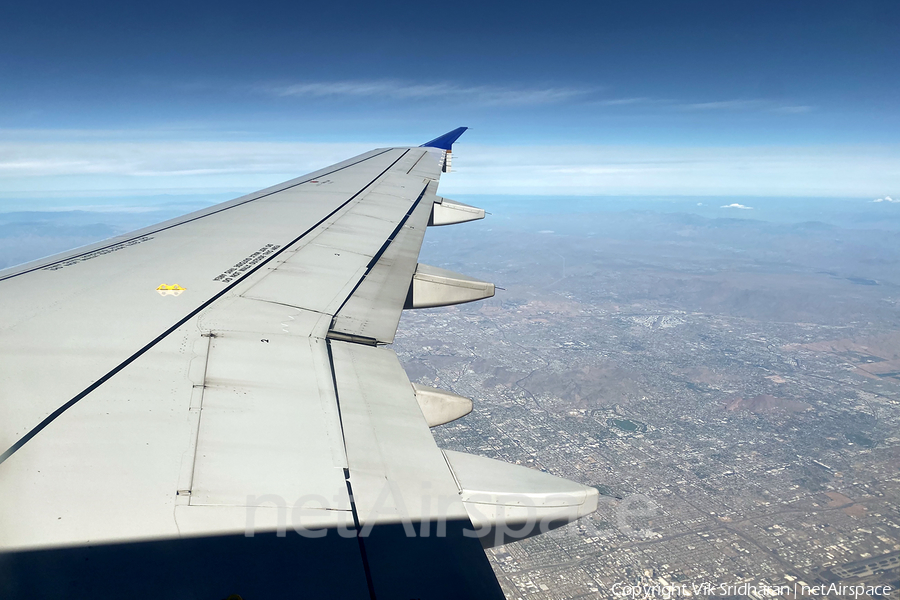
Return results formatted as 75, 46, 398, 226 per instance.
329, 340, 506, 600
188, 333, 349, 509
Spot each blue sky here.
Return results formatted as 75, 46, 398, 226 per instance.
0, 0, 898, 203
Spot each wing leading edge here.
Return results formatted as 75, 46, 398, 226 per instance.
0, 129, 597, 599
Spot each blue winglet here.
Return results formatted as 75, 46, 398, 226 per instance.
420, 127, 468, 150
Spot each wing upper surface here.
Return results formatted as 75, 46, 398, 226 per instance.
0, 132, 594, 599
0, 138, 511, 599
0, 147, 439, 458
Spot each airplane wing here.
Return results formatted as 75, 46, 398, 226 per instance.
0, 128, 598, 599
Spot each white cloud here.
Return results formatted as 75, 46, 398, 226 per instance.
263, 80, 590, 106
0, 139, 370, 180
680, 99, 814, 113
873, 195, 898, 203
682, 100, 766, 111
772, 105, 813, 114
720, 203, 753, 209
438, 144, 900, 197
0, 136, 898, 200
256, 82, 816, 116
595, 97, 652, 106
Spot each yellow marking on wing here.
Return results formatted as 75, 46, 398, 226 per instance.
157, 284, 186, 297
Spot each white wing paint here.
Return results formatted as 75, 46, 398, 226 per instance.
0, 129, 597, 599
